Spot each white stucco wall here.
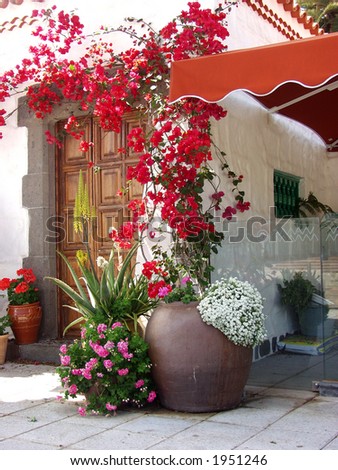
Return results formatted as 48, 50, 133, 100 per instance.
226, 1, 315, 50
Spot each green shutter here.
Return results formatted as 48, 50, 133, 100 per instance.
274, 171, 300, 218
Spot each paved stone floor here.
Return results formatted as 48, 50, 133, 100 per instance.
0, 356, 337, 450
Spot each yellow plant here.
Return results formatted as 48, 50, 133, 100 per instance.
73, 170, 95, 234
76, 249, 88, 266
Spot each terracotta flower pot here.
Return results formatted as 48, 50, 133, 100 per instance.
0, 333, 9, 365
145, 302, 253, 412
7, 302, 42, 345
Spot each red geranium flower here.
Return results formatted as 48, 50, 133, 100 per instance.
14, 282, 29, 294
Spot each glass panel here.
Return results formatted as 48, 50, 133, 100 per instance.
321, 213, 338, 382
212, 216, 332, 390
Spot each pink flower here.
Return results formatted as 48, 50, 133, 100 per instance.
103, 359, 113, 369
104, 341, 115, 350
85, 358, 98, 370
181, 276, 191, 285
60, 355, 71, 366
89, 340, 110, 358
78, 407, 86, 417
106, 403, 117, 411
97, 323, 107, 334
111, 322, 122, 329
147, 391, 157, 403
59, 344, 67, 354
117, 368, 129, 376
117, 340, 129, 357
135, 379, 145, 389
158, 286, 171, 298
68, 384, 78, 395
82, 369, 92, 380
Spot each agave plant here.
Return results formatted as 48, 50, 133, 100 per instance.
46, 242, 158, 334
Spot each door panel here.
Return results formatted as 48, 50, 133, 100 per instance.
97, 166, 123, 206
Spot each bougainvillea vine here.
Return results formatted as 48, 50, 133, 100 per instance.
0, 1, 249, 294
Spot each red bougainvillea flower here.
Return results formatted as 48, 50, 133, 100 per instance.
79, 140, 94, 152
0, 3, 251, 293
222, 206, 237, 220
236, 200, 251, 212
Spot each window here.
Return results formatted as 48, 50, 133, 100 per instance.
273, 170, 300, 218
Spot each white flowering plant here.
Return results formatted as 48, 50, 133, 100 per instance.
197, 277, 266, 348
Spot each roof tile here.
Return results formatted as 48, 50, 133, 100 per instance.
0, 0, 44, 10
245, 0, 323, 38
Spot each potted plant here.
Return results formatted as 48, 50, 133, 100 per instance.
0, 313, 11, 365
278, 271, 329, 337
0, 268, 42, 345
49, 242, 159, 416
145, 275, 265, 412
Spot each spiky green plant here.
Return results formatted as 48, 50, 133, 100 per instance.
46, 242, 158, 334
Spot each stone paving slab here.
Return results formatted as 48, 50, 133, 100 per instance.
236, 428, 336, 450
149, 420, 262, 450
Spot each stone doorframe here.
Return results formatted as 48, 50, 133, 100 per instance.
18, 98, 85, 340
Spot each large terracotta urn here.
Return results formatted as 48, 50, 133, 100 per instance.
145, 302, 253, 412
7, 302, 42, 345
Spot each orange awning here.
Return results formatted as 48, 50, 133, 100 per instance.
169, 33, 338, 151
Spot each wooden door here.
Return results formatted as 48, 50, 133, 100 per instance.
56, 115, 143, 337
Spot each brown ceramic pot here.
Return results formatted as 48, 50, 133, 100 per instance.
7, 302, 42, 345
145, 301, 253, 412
